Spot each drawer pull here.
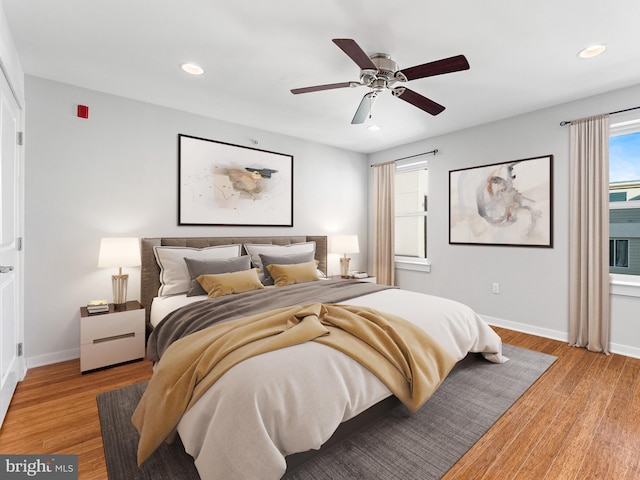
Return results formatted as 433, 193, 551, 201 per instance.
93, 332, 135, 344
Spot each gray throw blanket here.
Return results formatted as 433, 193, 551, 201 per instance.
147, 279, 394, 362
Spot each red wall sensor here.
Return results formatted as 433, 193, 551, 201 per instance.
77, 105, 89, 119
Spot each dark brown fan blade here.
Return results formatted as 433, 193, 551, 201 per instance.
398, 55, 469, 82
332, 39, 377, 71
392, 87, 445, 116
291, 82, 355, 94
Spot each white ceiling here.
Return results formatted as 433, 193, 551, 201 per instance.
4, 0, 640, 153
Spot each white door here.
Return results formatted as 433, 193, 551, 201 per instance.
0, 68, 22, 427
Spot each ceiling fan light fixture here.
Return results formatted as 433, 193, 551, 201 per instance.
578, 44, 606, 59
181, 63, 205, 75
290, 39, 469, 122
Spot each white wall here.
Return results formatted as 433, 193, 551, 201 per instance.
24, 76, 369, 366
369, 83, 640, 358
21, 74, 640, 365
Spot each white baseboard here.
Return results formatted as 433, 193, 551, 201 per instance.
26, 348, 79, 369
608, 342, 640, 360
481, 314, 569, 343
482, 314, 640, 360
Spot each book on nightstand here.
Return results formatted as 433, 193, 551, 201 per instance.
86, 300, 109, 314
350, 271, 368, 279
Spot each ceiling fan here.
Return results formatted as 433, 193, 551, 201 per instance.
291, 38, 470, 124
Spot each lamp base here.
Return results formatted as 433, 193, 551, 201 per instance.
339, 257, 351, 278
111, 273, 129, 305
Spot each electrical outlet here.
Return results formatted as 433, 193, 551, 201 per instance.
492, 282, 500, 294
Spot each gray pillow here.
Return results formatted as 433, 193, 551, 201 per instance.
184, 255, 251, 296
259, 251, 315, 286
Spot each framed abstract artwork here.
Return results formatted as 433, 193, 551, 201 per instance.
449, 154, 553, 247
178, 134, 293, 226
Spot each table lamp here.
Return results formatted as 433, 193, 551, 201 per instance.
331, 235, 360, 278
98, 237, 141, 305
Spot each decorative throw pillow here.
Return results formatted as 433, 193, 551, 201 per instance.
266, 260, 320, 287
258, 251, 315, 286
184, 255, 251, 296
154, 244, 242, 296
243, 242, 316, 275
196, 269, 265, 298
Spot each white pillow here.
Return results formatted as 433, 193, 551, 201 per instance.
154, 244, 242, 296
243, 242, 316, 274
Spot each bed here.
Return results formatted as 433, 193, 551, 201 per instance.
135, 235, 507, 480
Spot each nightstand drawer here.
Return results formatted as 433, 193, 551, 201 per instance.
357, 276, 377, 283
80, 308, 144, 344
80, 333, 145, 372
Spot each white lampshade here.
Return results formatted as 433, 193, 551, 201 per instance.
330, 235, 360, 255
98, 237, 141, 268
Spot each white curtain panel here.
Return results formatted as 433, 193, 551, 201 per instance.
568, 113, 610, 354
373, 162, 396, 286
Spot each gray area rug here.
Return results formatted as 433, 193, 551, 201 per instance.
97, 344, 555, 480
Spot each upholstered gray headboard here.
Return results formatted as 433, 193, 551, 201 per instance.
140, 235, 327, 325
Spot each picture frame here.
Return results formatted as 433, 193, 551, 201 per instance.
178, 134, 294, 226
449, 154, 553, 247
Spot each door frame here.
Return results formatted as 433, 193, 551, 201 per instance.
0, 61, 26, 428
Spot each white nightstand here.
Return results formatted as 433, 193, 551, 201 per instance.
330, 275, 377, 284
80, 300, 145, 373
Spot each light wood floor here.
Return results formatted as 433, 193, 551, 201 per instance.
0, 359, 153, 479
0, 328, 639, 480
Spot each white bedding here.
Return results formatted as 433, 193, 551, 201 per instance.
150, 288, 507, 480
150, 294, 203, 327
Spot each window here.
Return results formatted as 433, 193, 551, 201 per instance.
609, 120, 640, 277
609, 239, 629, 268
394, 162, 428, 263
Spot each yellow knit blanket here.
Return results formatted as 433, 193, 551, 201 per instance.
132, 303, 456, 465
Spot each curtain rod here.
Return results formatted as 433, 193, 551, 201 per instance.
559, 106, 640, 126
370, 149, 438, 167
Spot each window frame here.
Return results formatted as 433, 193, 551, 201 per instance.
394, 159, 431, 272
609, 115, 640, 292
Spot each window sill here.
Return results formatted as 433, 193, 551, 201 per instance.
610, 274, 640, 298
395, 258, 431, 273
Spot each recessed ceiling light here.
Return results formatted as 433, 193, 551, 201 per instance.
181, 63, 205, 75
578, 44, 606, 59
367, 124, 381, 132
